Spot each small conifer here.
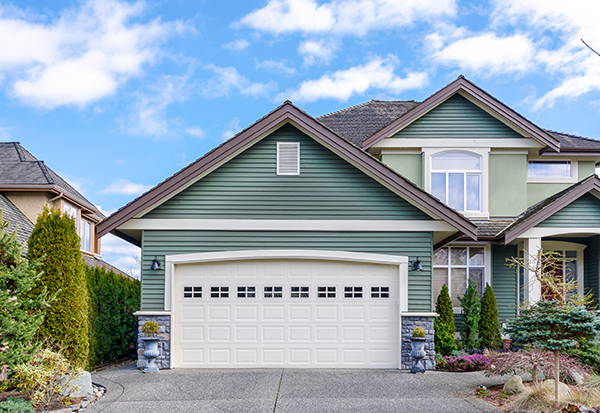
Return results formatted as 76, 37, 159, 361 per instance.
478, 283, 502, 349
434, 284, 456, 356
27, 207, 89, 368
458, 279, 480, 350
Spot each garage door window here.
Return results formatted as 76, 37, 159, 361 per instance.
210, 286, 229, 298
237, 286, 256, 298
291, 286, 309, 298
371, 286, 389, 298
344, 286, 363, 298
264, 286, 283, 298
318, 286, 336, 298
183, 286, 202, 299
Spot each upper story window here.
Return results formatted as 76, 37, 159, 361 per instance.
431, 152, 482, 212
80, 219, 92, 252
277, 142, 300, 175
64, 202, 78, 221
528, 161, 571, 178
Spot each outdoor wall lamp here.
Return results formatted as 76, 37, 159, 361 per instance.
151, 256, 161, 270
412, 258, 423, 271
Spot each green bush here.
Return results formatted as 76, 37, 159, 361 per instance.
27, 207, 89, 369
479, 283, 502, 349
0, 397, 34, 413
87, 266, 140, 367
0, 211, 54, 379
566, 343, 600, 373
458, 279, 480, 350
434, 284, 456, 356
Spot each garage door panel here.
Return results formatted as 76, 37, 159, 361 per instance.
174, 259, 400, 368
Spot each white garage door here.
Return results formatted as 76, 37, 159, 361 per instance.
173, 259, 399, 368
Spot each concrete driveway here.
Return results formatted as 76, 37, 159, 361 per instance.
88, 363, 505, 412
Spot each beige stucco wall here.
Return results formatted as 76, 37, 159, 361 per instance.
4, 192, 59, 223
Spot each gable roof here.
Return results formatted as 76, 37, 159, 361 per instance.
98, 101, 477, 242
499, 174, 600, 243
0, 142, 104, 221
362, 76, 561, 152
317, 100, 420, 147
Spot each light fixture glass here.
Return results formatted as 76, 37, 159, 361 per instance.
151, 256, 160, 270
413, 258, 423, 271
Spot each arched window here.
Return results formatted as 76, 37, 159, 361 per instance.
431, 152, 481, 212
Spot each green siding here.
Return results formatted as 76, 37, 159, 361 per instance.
392, 94, 523, 139
489, 154, 527, 217
141, 230, 433, 312
585, 236, 600, 307
538, 193, 600, 227
380, 153, 423, 188
491, 245, 518, 322
145, 123, 431, 220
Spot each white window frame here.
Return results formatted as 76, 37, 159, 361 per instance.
276, 142, 300, 175
433, 245, 490, 312
80, 218, 92, 253
64, 202, 79, 231
527, 159, 577, 183
424, 148, 490, 219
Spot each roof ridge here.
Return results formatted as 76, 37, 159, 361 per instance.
13, 142, 26, 162
37, 161, 54, 184
544, 128, 600, 143
316, 100, 374, 119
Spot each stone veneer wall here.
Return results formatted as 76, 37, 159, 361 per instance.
137, 315, 171, 370
401, 315, 436, 370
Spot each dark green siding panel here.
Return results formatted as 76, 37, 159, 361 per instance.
141, 230, 433, 312
491, 245, 518, 322
392, 94, 523, 139
538, 194, 600, 227
584, 236, 599, 307
145, 123, 431, 220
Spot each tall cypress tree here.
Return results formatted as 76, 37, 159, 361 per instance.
478, 283, 502, 349
458, 279, 480, 350
27, 207, 89, 368
434, 284, 456, 356
0, 212, 54, 378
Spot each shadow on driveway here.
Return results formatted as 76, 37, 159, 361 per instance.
88, 363, 506, 412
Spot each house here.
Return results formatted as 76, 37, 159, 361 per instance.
98, 76, 600, 370
0, 142, 129, 276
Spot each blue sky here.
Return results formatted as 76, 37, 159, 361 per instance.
1, 0, 599, 276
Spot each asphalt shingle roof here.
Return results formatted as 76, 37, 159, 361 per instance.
473, 219, 515, 238
316, 100, 421, 147
545, 130, 600, 150
0, 193, 34, 254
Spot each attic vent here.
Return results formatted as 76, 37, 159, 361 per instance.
277, 142, 300, 175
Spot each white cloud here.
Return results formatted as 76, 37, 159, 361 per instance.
238, 0, 456, 37
255, 60, 297, 76
433, 33, 535, 74
186, 126, 206, 139
96, 205, 117, 217
221, 118, 242, 141
280, 56, 428, 102
100, 179, 152, 195
0, 0, 190, 108
0, 126, 11, 141
223, 39, 250, 51
125, 74, 193, 137
202, 64, 277, 99
298, 40, 337, 66
100, 233, 140, 278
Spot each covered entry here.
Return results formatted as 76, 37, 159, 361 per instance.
168, 250, 408, 369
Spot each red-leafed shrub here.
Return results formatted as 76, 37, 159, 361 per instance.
442, 354, 490, 372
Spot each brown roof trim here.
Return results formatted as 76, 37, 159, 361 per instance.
0, 184, 97, 215
362, 76, 561, 152
98, 102, 477, 240
501, 175, 600, 244
111, 229, 141, 248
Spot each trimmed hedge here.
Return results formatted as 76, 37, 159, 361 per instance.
27, 207, 90, 368
87, 266, 140, 367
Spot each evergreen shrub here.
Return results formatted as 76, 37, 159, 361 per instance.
458, 279, 480, 350
434, 284, 456, 356
87, 266, 140, 368
0, 397, 35, 413
27, 207, 89, 368
478, 283, 502, 349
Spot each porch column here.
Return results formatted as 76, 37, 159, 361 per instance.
524, 237, 542, 304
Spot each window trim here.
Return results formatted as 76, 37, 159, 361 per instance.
80, 219, 92, 253
527, 159, 577, 184
424, 148, 490, 219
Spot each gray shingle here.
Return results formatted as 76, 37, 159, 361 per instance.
473, 219, 514, 238
316, 100, 420, 147
545, 130, 600, 150
0, 193, 34, 254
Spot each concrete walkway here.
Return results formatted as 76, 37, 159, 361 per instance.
88, 363, 506, 413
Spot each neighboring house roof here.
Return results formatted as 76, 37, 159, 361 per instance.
98, 101, 478, 243
360, 76, 561, 152
0, 193, 34, 253
498, 174, 600, 243
82, 254, 136, 280
544, 130, 600, 152
316, 100, 420, 147
0, 142, 104, 220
